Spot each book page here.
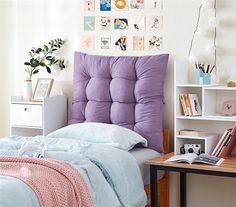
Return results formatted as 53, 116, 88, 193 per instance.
165, 153, 198, 164
193, 154, 224, 166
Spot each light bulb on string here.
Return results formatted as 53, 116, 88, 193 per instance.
201, 0, 214, 9
205, 44, 216, 55
208, 17, 219, 28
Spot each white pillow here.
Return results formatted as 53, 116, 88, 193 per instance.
47, 122, 147, 151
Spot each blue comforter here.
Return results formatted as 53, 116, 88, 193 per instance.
0, 136, 147, 207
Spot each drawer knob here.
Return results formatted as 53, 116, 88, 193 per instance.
24, 108, 28, 111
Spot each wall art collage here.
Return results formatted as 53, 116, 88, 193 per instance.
81, 0, 164, 52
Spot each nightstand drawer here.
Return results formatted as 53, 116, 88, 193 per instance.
10, 104, 43, 127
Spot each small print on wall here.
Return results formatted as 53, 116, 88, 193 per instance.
84, 0, 95, 11
81, 35, 95, 50
148, 16, 163, 31
148, 35, 162, 50
114, 0, 128, 10
100, 36, 110, 50
114, 18, 128, 30
115, 36, 127, 51
100, 16, 111, 30
133, 36, 144, 51
131, 16, 145, 31
130, 0, 144, 9
148, 0, 163, 9
100, 0, 111, 11
84, 16, 95, 31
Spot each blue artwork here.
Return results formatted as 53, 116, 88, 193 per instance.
100, 0, 111, 11
84, 16, 95, 31
114, 18, 128, 30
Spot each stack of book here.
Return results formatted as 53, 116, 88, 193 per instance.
211, 123, 236, 158
179, 94, 202, 116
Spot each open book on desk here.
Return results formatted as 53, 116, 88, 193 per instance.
165, 153, 224, 166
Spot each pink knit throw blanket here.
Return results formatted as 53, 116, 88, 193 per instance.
0, 156, 93, 207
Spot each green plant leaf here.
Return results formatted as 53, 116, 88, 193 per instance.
46, 56, 53, 60
40, 62, 46, 67
30, 58, 40, 67
33, 70, 39, 74
50, 57, 55, 65
24, 62, 31, 66
35, 48, 42, 53
29, 51, 34, 57
30, 58, 34, 65
44, 45, 49, 52
46, 66, 51, 74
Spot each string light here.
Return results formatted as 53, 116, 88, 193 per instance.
188, 0, 217, 73
188, 4, 202, 57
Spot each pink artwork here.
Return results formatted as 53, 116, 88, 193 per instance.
130, 0, 144, 9
81, 35, 95, 50
222, 100, 236, 115
148, 35, 162, 50
84, 0, 95, 11
148, 16, 163, 31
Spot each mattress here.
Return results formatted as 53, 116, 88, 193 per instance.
129, 147, 164, 185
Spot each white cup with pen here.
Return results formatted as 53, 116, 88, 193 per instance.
195, 63, 215, 85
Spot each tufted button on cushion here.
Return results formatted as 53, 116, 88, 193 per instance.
70, 52, 169, 152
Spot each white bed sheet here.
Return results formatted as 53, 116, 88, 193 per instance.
129, 147, 164, 185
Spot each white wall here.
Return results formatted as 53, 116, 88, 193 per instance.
0, 0, 236, 206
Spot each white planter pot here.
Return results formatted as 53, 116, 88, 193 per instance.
23, 79, 32, 101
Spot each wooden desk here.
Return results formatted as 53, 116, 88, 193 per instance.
146, 152, 236, 207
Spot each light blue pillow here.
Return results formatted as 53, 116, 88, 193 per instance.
47, 123, 147, 151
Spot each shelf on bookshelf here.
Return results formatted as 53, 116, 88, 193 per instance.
176, 84, 218, 88
203, 86, 236, 91
176, 135, 208, 140
204, 115, 236, 121
176, 115, 236, 121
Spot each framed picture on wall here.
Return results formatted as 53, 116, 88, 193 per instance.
33, 78, 54, 101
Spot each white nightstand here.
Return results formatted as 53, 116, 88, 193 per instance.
10, 95, 67, 136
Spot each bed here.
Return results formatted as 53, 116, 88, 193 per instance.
0, 52, 169, 207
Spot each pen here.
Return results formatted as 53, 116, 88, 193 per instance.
206, 65, 210, 73
200, 64, 205, 73
210, 65, 215, 73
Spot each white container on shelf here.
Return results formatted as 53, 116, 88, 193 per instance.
23, 79, 32, 101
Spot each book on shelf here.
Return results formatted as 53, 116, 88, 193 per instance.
211, 123, 236, 158
183, 94, 192, 115
165, 153, 224, 166
179, 129, 206, 137
187, 94, 202, 116
179, 93, 202, 116
179, 94, 189, 116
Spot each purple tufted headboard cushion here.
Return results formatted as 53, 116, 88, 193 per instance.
69, 52, 169, 153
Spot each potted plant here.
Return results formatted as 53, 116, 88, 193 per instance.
23, 38, 66, 100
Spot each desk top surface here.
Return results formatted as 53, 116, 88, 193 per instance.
146, 152, 236, 174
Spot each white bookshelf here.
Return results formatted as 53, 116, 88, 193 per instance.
174, 60, 236, 155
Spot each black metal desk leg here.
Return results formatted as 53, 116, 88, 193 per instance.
180, 172, 187, 207
150, 165, 158, 207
